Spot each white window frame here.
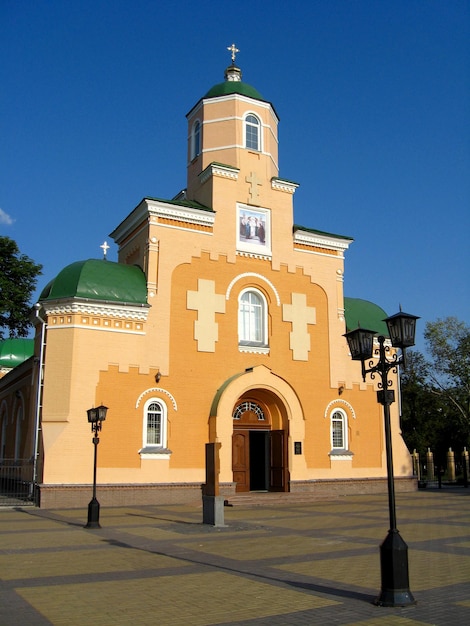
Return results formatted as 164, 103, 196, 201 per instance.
244, 113, 261, 151
238, 288, 268, 348
191, 120, 201, 160
331, 408, 348, 451
140, 398, 170, 459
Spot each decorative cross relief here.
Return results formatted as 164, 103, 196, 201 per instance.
282, 293, 317, 361
246, 171, 262, 204
187, 279, 226, 352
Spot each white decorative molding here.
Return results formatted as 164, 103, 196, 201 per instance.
271, 178, 299, 194
138, 448, 171, 460
226, 272, 281, 306
324, 399, 356, 420
199, 163, 239, 185
239, 346, 270, 355
328, 452, 354, 461
42, 301, 149, 321
236, 250, 272, 261
294, 230, 352, 252
135, 387, 178, 411
148, 202, 215, 228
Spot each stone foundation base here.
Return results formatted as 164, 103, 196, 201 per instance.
36, 477, 416, 509
38, 482, 237, 509
290, 476, 417, 496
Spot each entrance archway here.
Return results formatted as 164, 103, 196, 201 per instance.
232, 393, 288, 493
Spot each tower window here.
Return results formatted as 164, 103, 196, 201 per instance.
191, 120, 201, 159
245, 114, 260, 151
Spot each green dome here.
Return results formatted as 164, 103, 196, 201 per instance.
344, 297, 389, 337
204, 80, 264, 101
0, 338, 34, 369
40, 259, 147, 304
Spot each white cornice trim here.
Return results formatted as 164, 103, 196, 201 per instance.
199, 163, 239, 185
111, 200, 215, 243
271, 179, 299, 194
294, 229, 352, 252
203, 93, 277, 118
42, 301, 149, 320
147, 201, 215, 227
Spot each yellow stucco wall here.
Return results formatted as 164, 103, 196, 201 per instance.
30, 76, 413, 492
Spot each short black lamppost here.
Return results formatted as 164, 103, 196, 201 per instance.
344, 310, 419, 607
85, 405, 108, 529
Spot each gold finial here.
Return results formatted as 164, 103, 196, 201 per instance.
227, 43, 240, 64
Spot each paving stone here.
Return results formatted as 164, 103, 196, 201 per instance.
0, 488, 469, 625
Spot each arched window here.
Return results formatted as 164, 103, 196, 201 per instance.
0, 404, 7, 460
331, 409, 348, 450
238, 289, 267, 346
233, 401, 265, 421
142, 399, 168, 451
245, 114, 260, 151
14, 405, 23, 460
191, 120, 201, 159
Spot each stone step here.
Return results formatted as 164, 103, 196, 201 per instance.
224, 491, 343, 507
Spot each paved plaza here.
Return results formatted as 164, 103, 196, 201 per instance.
0, 489, 469, 625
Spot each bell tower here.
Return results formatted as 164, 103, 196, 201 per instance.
185, 46, 280, 208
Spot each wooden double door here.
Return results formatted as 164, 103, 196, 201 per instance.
232, 429, 287, 493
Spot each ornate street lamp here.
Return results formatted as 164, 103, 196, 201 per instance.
344, 309, 419, 607
85, 405, 108, 529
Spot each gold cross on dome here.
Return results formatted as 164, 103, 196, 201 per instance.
227, 43, 240, 63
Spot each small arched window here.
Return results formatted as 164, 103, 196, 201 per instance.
14, 404, 23, 460
0, 404, 7, 460
191, 120, 201, 159
245, 114, 260, 151
331, 409, 348, 450
238, 289, 268, 346
143, 399, 167, 449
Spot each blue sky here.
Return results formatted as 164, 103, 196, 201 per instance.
1, 0, 469, 351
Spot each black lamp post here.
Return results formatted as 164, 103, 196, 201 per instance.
85, 405, 108, 529
344, 310, 419, 607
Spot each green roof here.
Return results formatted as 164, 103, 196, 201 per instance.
0, 338, 34, 369
40, 260, 148, 304
344, 297, 389, 336
204, 81, 264, 101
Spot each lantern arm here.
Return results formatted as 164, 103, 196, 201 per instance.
360, 336, 405, 392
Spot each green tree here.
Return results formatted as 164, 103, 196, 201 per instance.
424, 317, 470, 429
400, 317, 470, 460
0, 236, 42, 339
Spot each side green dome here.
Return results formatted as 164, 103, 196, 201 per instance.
204, 81, 264, 101
344, 297, 389, 337
0, 338, 34, 369
40, 260, 147, 304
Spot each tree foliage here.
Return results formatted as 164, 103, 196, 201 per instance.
0, 236, 43, 340
424, 317, 470, 426
400, 317, 470, 461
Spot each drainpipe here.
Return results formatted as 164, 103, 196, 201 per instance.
32, 303, 46, 501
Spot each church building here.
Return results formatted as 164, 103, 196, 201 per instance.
0, 50, 416, 507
